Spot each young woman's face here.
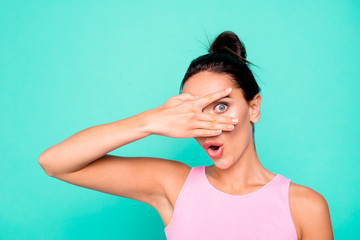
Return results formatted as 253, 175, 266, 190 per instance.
181, 71, 261, 168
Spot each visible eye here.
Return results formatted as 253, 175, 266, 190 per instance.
214, 102, 229, 114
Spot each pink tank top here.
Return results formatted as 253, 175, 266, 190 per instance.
164, 165, 298, 240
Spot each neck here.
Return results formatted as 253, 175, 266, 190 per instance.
209, 138, 274, 188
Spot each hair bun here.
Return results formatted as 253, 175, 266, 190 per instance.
209, 31, 248, 64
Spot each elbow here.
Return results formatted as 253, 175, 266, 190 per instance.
38, 153, 55, 177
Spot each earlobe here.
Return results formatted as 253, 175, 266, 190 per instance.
249, 94, 261, 123
249, 108, 259, 124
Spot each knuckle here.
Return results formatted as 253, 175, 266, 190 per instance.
184, 99, 193, 105
186, 119, 194, 128
192, 129, 198, 137
198, 130, 205, 137
185, 131, 192, 138
188, 108, 197, 118
182, 100, 193, 110
170, 95, 179, 100
212, 114, 218, 122
184, 93, 198, 100
193, 112, 202, 120
207, 121, 215, 128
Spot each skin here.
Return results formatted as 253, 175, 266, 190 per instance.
181, 71, 334, 240
39, 70, 333, 239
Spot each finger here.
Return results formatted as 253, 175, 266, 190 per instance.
193, 120, 235, 132
192, 128, 223, 137
196, 112, 238, 125
177, 92, 199, 101
193, 88, 232, 110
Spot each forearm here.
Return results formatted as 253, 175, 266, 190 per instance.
38, 109, 155, 175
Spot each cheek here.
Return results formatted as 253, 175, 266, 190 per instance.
225, 106, 248, 123
226, 118, 251, 153
231, 120, 248, 137
225, 108, 251, 135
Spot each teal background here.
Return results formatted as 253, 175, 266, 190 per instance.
1, 0, 359, 239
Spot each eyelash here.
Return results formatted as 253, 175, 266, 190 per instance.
214, 102, 229, 114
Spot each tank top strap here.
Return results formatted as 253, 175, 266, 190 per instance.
264, 173, 292, 203
164, 166, 203, 234
176, 165, 206, 195
177, 165, 206, 192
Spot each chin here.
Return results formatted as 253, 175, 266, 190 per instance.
212, 159, 232, 169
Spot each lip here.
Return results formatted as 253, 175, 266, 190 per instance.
205, 145, 224, 159
202, 141, 224, 159
203, 141, 223, 149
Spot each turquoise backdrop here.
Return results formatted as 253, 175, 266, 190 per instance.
1, 0, 359, 239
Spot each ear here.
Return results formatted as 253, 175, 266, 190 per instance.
249, 93, 261, 124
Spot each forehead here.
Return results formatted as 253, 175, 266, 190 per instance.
182, 71, 235, 96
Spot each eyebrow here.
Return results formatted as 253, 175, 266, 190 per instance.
219, 96, 231, 100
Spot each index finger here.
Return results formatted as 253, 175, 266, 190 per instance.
194, 87, 232, 109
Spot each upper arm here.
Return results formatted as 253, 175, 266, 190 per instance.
42, 154, 186, 207
290, 183, 334, 240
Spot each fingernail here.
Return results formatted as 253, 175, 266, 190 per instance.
232, 118, 238, 123
226, 87, 232, 93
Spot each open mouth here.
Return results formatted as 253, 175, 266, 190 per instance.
204, 143, 224, 159
209, 145, 220, 151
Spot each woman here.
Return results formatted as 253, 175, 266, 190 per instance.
38, 31, 333, 239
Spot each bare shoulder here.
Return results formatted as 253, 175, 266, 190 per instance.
289, 181, 334, 240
